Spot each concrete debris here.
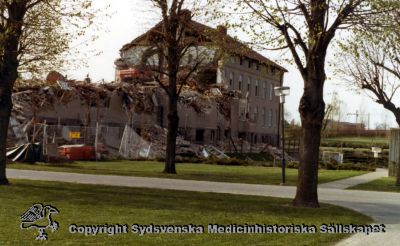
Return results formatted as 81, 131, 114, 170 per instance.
12, 80, 157, 117
8, 71, 266, 162
12, 73, 238, 130
118, 124, 229, 160
264, 145, 298, 162
204, 145, 230, 159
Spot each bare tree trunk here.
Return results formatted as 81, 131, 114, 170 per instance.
293, 67, 325, 208
164, 96, 179, 174
0, 2, 27, 186
163, 48, 179, 174
0, 85, 12, 185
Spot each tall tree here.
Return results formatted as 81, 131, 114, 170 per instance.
339, 8, 400, 186
339, 21, 400, 126
145, 0, 207, 173
0, 0, 94, 185
207, 0, 400, 207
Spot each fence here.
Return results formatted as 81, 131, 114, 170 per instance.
26, 123, 166, 160
9, 121, 288, 161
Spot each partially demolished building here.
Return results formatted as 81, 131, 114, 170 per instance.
9, 79, 237, 159
8, 12, 286, 160
115, 11, 286, 147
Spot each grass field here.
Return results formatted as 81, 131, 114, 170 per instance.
0, 179, 372, 245
7, 161, 368, 186
349, 177, 400, 193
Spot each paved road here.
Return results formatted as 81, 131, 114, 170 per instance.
7, 168, 400, 245
319, 168, 387, 189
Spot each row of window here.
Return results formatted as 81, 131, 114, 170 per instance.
239, 106, 278, 127
238, 132, 277, 145
236, 57, 278, 74
227, 71, 276, 100
239, 57, 260, 70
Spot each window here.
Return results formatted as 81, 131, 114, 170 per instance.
239, 57, 243, 65
210, 130, 215, 142
254, 107, 258, 122
255, 80, 259, 97
256, 63, 260, 71
269, 109, 273, 127
269, 83, 274, 101
263, 82, 267, 99
262, 108, 266, 126
247, 77, 251, 94
238, 74, 243, 90
239, 106, 246, 121
196, 129, 205, 142
224, 129, 231, 138
248, 60, 252, 68
229, 72, 234, 88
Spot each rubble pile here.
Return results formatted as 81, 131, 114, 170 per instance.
140, 125, 206, 159
12, 81, 157, 116
180, 90, 213, 114
179, 85, 237, 118
214, 90, 237, 119
13, 77, 235, 119
263, 145, 298, 162
9, 75, 239, 162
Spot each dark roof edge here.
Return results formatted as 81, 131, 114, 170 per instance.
120, 20, 287, 73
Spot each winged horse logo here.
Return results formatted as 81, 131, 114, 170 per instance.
20, 203, 59, 241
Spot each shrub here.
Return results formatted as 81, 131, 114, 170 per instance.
175, 157, 203, 163
286, 162, 300, 169
205, 157, 250, 166
319, 161, 375, 171
227, 153, 274, 161
320, 140, 389, 149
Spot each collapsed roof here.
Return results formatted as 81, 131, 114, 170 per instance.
120, 10, 287, 72
11, 78, 236, 122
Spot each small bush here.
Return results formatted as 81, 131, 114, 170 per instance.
286, 162, 300, 169
320, 140, 389, 149
319, 161, 375, 171
175, 157, 203, 163
205, 157, 250, 166
227, 153, 274, 161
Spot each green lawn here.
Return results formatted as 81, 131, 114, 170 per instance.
349, 177, 400, 193
0, 179, 372, 245
7, 161, 368, 186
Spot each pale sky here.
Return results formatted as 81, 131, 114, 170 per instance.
67, 0, 397, 129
